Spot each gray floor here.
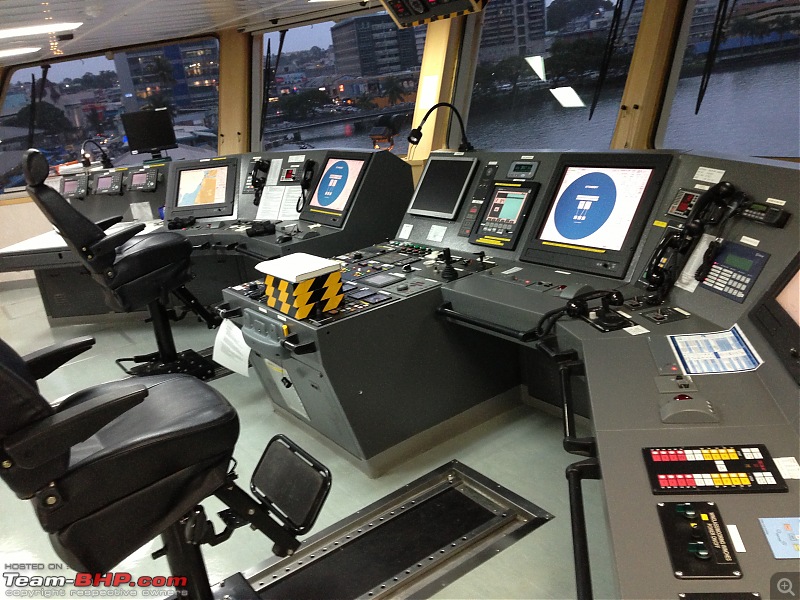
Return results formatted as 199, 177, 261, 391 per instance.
0, 280, 618, 599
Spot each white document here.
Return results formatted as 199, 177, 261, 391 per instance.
279, 186, 303, 221
212, 319, 250, 376
255, 186, 284, 221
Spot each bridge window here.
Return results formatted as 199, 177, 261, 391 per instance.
466, 0, 642, 151
0, 38, 219, 194
659, 0, 800, 158
259, 19, 426, 154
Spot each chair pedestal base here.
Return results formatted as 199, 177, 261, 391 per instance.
119, 349, 218, 380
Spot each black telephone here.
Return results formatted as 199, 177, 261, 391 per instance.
249, 159, 270, 206
643, 181, 748, 303
296, 159, 317, 213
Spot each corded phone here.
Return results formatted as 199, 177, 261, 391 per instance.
296, 159, 317, 213
643, 181, 750, 303
249, 159, 270, 206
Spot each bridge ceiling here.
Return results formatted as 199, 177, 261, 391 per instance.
0, 0, 380, 69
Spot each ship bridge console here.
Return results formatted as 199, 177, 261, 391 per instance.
222, 148, 799, 599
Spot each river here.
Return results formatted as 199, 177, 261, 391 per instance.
296, 59, 799, 158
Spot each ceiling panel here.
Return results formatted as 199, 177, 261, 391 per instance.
0, 0, 379, 69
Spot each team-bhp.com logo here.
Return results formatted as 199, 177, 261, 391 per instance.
4, 564, 187, 597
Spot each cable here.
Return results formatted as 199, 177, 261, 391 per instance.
80, 138, 114, 169
407, 102, 474, 152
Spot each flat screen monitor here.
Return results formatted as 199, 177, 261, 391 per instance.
520, 153, 672, 278
407, 155, 478, 220
301, 154, 368, 227
749, 253, 800, 385
469, 181, 539, 250
165, 156, 238, 221
121, 108, 178, 158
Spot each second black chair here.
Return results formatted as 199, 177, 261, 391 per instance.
22, 148, 220, 379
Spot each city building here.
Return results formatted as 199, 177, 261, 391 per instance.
331, 14, 419, 77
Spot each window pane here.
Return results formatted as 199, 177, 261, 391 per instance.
0, 38, 219, 194
467, 0, 643, 151
260, 17, 425, 154
661, 0, 800, 157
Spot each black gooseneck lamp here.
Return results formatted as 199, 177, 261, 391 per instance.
407, 101, 474, 152
80, 138, 114, 169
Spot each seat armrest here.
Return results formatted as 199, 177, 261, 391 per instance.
22, 336, 96, 381
90, 222, 146, 256
4, 384, 148, 469
95, 215, 124, 230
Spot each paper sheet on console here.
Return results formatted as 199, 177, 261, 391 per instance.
212, 319, 250, 376
255, 185, 302, 221
667, 324, 763, 375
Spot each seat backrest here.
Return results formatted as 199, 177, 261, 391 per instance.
22, 149, 109, 274
0, 338, 69, 497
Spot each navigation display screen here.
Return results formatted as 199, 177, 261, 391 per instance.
470, 182, 538, 250
96, 175, 113, 191
538, 166, 653, 252
309, 158, 365, 214
63, 179, 78, 195
177, 165, 229, 207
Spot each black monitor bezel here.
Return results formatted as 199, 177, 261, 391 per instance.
748, 253, 800, 385
520, 152, 672, 278
166, 156, 239, 221
121, 109, 178, 156
300, 151, 371, 228
407, 155, 478, 220
469, 180, 540, 251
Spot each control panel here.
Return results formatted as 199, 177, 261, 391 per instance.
126, 168, 158, 192
91, 170, 124, 195
61, 173, 88, 200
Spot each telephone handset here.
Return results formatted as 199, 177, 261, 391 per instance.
296, 159, 317, 213
249, 159, 270, 206
643, 181, 749, 303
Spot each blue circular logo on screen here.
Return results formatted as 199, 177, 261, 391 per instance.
316, 161, 349, 207
553, 172, 617, 240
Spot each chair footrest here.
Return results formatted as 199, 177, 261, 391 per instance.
124, 349, 217, 380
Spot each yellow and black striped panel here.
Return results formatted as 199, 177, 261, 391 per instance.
263, 271, 344, 319
381, 0, 488, 29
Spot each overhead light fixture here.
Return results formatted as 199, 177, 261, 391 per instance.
0, 22, 83, 40
0, 47, 41, 58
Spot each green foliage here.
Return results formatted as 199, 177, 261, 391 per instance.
381, 77, 405, 105
278, 89, 330, 119
7, 101, 74, 134
546, 0, 614, 32
546, 37, 608, 82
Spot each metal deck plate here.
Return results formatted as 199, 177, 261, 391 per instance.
243, 460, 553, 599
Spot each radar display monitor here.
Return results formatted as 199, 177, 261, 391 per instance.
301, 154, 368, 227
121, 108, 178, 158
521, 153, 672, 278
749, 253, 800, 384
165, 156, 238, 221
470, 181, 539, 250
408, 155, 478, 220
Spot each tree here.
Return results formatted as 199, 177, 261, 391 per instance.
546, 0, 614, 32
546, 37, 607, 83
278, 89, 330, 120
353, 93, 376, 110
8, 101, 74, 134
495, 55, 530, 94
381, 77, 405, 106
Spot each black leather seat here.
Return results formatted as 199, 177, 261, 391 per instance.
22, 148, 218, 378
0, 335, 239, 574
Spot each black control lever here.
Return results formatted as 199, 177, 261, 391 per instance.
282, 334, 316, 355
215, 303, 243, 319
